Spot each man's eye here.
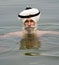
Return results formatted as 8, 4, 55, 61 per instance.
30, 20, 34, 22
25, 20, 29, 23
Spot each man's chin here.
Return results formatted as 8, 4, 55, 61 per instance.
24, 27, 36, 34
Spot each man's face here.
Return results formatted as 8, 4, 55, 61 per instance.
24, 18, 36, 33
24, 18, 35, 27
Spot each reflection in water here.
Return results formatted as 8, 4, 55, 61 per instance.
24, 52, 40, 56
19, 33, 41, 50
18, 33, 41, 56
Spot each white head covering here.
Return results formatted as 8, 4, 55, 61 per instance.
18, 7, 41, 23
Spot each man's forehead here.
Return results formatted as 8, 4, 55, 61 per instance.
25, 18, 35, 22
25, 18, 33, 20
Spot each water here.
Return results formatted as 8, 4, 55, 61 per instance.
0, 0, 59, 65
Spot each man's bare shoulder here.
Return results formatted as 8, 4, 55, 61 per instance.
36, 30, 46, 36
11, 31, 23, 36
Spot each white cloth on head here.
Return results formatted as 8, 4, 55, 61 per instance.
18, 8, 41, 23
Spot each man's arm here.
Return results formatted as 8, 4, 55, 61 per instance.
43, 31, 59, 35
37, 30, 59, 36
0, 31, 22, 37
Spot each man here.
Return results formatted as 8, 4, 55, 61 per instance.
0, 7, 59, 49
0, 7, 59, 37
18, 7, 41, 49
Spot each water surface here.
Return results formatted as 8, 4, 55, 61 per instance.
0, 0, 59, 65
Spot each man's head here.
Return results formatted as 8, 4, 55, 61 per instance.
23, 18, 36, 33
18, 7, 41, 33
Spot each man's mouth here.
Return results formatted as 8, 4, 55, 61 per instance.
24, 26, 35, 34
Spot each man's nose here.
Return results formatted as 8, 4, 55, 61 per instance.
28, 21, 31, 26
